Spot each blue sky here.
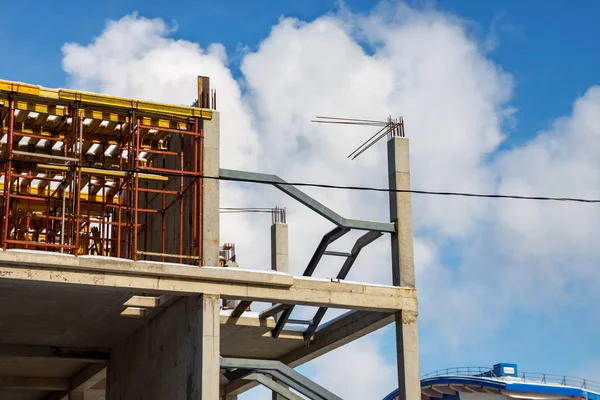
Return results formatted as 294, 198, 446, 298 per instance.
3, 0, 600, 148
4, 1, 600, 398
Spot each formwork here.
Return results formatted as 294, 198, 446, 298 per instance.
0, 77, 215, 265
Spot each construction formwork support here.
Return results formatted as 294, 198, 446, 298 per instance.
0, 77, 214, 265
387, 135, 420, 400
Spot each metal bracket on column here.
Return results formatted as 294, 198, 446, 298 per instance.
304, 230, 383, 341
221, 357, 343, 400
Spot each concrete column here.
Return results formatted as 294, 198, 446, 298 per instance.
271, 221, 288, 400
106, 294, 221, 400
270, 220, 288, 314
387, 136, 420, 400
200, 294, 221, 399
271, 222, 289, 275
203, 112, 220, 266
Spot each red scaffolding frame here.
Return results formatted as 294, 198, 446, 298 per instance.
0, 77, 215, 266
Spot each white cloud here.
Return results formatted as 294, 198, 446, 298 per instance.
490, 86, 600, 304
60, 3, 600, 399
62, 12, 260, 172
309, 332, 397, 400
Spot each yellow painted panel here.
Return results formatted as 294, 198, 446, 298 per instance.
0, 181, 118, 203
39, 88, 60, 99
14, 101, 67, 116
59, 89, 212, 119
40, 164, 168, 182
82, 109, 126, 122
0, 78, 213, 120
0, 79, 40, 96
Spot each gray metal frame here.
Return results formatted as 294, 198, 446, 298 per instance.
220, 168, 389, 339
221, 357, 343, 400
219, 169, 395, 233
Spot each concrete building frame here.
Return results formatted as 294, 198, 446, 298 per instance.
0, 76, 420, 400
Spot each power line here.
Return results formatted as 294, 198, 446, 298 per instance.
216, 175, 600, 204
2, 157, 599, 204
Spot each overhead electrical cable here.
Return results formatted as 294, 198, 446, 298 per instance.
1, 157, 598, 204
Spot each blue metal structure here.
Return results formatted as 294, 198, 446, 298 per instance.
383, 363, 600, 400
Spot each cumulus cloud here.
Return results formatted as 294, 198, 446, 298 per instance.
62, 12, 260, 171
60, 3, 600, 398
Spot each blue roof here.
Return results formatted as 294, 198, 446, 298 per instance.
383, 363, 600, 400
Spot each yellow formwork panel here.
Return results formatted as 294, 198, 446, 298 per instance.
0, 78, 212, 121
0, 80, 40, 96
10, 100, 68, 116
59, 90, 211, 119
0, 181, 119, 204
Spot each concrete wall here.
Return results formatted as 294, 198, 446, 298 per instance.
106, 295, 220, 400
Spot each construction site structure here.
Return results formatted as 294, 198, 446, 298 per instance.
0, 76, 420, 399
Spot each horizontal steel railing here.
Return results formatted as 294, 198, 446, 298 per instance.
422, 367, 600, 393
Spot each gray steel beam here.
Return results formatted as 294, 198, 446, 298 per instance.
304, 230, 383, 341
230, 300, 252, 318
219, 169, 395, 233
303, 227, 350, 277
221, 357, 342, 400
262, 370, 330, 400
336, 230, 383, 279
244, 373, 304, 400
260, 304, 290, 319
272, 307, 294, 339
323, 251, 352, 257
273, 227, 349, 338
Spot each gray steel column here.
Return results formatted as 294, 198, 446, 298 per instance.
387, 136, 420, 400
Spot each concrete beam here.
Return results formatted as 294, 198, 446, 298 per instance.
225, 310, 394, 395
71, 364, 106, 393
0, 252, 417, 312
123, 295, 170, 308
43, 364, 107, 400
0, 344, 108, 363
259, 304, 290, 319
0, 376, 69, 391
282, 310, 395, 367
